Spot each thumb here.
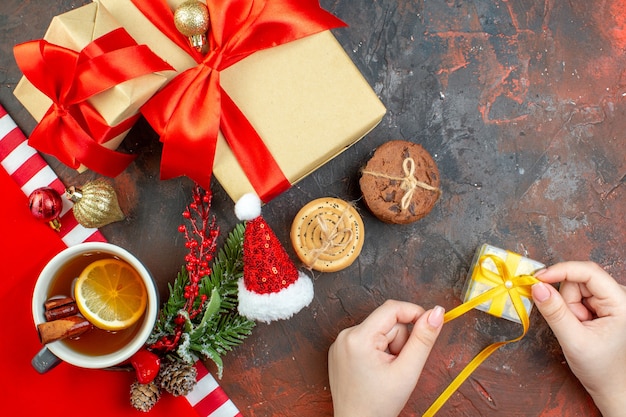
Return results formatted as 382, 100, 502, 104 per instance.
395, 306, 444, 373
532, 282, 583, 345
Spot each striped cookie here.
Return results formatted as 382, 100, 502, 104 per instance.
290, 197, 364, 272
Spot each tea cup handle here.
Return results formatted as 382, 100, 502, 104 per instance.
32, 347, 61, 374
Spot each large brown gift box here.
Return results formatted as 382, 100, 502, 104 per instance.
98, 0, 386, 201
13, 2, 173, 173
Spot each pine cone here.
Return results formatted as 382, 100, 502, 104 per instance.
130, 380, 161, 412
158, 361, 198, 396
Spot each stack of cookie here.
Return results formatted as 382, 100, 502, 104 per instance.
359, 140, 440, 224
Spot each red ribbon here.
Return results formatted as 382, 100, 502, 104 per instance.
132, 0, 346, 201
14, 28, 174, 177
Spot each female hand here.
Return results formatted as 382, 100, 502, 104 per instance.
328, 300, 444, 417
532, 261, 626, 417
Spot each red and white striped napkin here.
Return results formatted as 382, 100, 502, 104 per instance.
0, 104, 242, 417
190, 361, 243, 417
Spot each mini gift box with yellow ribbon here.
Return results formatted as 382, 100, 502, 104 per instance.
462, 244, 545, 323
422, 244, 545, 416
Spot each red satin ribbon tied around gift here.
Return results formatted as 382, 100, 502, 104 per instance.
14, 28, 174, 177
132, 0, 346, 201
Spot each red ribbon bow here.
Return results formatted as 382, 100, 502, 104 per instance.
14, 28, 174, 177
132, 0, 346, 201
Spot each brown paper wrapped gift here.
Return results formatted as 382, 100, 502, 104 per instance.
98, 0, 386, 202
13, 2, 174, 173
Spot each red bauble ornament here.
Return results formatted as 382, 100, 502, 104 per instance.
28, 187, 63, 231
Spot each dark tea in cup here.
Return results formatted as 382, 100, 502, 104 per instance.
45, 252, 146, 356
32, 242, 158, 370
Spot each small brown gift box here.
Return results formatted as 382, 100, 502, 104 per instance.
13, 2, 173, 173
98, 0, 386, 202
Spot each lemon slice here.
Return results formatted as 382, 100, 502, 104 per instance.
74, 259, 147, 331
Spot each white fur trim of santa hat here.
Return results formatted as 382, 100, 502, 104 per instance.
237, 271, 314, 323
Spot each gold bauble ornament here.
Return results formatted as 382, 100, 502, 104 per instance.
174, 0, 210, 53
66, 178, 125, 228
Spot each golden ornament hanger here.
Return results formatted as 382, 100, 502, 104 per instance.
174, 0, 210, 53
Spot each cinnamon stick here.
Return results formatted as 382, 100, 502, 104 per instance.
44, 302, 78, 321
43, 296, 75, 311
37, 316, 93, 345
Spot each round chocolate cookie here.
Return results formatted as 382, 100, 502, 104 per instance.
360, 140, 440, 224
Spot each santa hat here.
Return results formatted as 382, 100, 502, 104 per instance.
235, 193, 314, 323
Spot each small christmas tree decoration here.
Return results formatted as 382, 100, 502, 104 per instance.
158, 360, 198, 397
174, 0, 210, 53
148, 185, 254, 380
66, 178, 125, 228
130, 380, 160, 412
28, 187, 63, 231
235, 193, 314, 323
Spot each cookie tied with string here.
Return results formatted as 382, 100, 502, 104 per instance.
290, 197, 364, 272
360, 140, 441, 224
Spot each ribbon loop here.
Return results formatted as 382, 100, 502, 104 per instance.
14, 28, 173, 177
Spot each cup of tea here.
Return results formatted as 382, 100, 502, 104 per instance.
31, 242, 158, 372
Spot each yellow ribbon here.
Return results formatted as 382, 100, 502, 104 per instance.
422, 253, 539, 417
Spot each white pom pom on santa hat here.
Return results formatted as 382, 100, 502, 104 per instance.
235, 193, 262, 221
234, 193, 314, 323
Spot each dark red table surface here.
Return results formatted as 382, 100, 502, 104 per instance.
1, 1, 624, 416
